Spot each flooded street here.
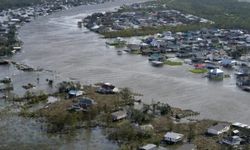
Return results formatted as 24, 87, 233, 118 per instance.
10, 0, 249, 125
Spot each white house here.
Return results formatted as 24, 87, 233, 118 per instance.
164, 132, 184, 143
207, 123, 230, 135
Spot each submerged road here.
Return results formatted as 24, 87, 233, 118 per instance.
14, 0, 250, 124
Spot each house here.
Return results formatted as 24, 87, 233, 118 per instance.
78, 97, 96, 108
139, 144, 157, 150
127, 44, 141, 52
148, 53, 164, 61
164, 132, 184, 143
205, 62, 218, 69
194, 64, 206, 69
68, 90, 84, 98
111, 110, 127, 121
208, 68, 224, 80
236, 66, 250, 86
150, 39, 160, 48
207, 123, 230, 135
220, 58, 234, 68
222, 136, 242, 146
96, 83, 119, 94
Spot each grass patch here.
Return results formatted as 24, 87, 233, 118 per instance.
164, 60, 183, 66
189, 68, 208, 74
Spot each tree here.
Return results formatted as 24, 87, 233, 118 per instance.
120, 88, 134, 105
187, 124, 196, 142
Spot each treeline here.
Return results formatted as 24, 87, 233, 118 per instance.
156, 0, 250, 31
102, 23, 212, 38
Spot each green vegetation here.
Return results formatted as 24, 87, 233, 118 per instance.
101, 0, 250, 38
0, 25, 20, 56
29, 84, 137, 133
155, 0, 250, 31
102, 23, 212, 38
13, 91, 48, 105
189, 68, 208, 74
15, 81, 249, 149
164, 60, 183, 66
106, 40, 126, 48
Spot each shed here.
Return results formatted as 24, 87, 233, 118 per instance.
164, 132, 184, 143
111, 110, 127, 121
68, 90, 84, 97
207, 123, 230, 135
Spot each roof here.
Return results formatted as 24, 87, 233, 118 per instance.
232, 130, 239, 134
79, 97, 96, 105
111, 110, 127, 117
209, 68, 223, 74
208, 123, 230, 131
164, 132, 184, 139
69, 90, 84, 95
140, 144, 157, 150
232, 122, 249, 128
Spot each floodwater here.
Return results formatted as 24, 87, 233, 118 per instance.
0, 114, 118, 150
0, 0, 249, 148
12, 0, 250, 124
0, 0, 150, 149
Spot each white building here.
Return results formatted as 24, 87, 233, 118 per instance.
164, 132, 184, 143
207, 123, 230, 135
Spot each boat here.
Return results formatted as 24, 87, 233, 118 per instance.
151, 61, 164, 67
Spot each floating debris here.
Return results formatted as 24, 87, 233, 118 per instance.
22, 83, 35, 90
